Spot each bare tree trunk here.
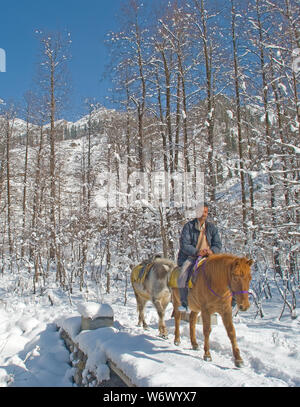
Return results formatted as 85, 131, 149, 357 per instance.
87, 109, 92, 217
284, 0, 300, 226
231, 0, 247, 241
49, 56, 57, 262
269, 53, 290, 219
254, 0, 282, 275
177, 53, 190, 173
21, 97, 31, 258
244, 110, 256, 230
158, 206, 168, 258
135, 17, 146, 173
160, 48, 174, 175
193, 0, 217, 209
37, 31, 71, 281
125, 82, 133, 205
174, 72, 181, 172
30, 126, 44, 259
155, 67, 169, 175
0, 151, 4, 216
201, 0, 215, 203
105, 145, 112, 294
5, 113, 14, 257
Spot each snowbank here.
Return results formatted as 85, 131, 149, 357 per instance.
77, 302, 113, 319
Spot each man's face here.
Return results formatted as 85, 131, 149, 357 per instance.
197, 206, 208, 221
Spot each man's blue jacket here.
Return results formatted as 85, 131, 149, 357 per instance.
177, 218, 222, 267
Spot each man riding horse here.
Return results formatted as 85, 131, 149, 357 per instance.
177, 202, 222, 312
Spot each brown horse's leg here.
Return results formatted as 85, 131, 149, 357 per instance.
221, 311, 243, 367
172, 289, 182, 346
189, 311, 199, 350
174, 307, 182, 346
201, 309, 212, 361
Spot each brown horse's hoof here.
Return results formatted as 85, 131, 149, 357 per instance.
192, 343, 199, 351
174, 340, 180, 346
204, 354, 212, 362
234, 359, 244, 368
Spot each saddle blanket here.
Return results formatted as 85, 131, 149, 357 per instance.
169, 257, 206, 289
131, 262, 154, 284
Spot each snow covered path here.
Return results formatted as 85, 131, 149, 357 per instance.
59, 295, 300, 387
94, 299, 300, 387
0, 280, 299, 387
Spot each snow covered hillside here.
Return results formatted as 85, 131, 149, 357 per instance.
0, 271, 299, 387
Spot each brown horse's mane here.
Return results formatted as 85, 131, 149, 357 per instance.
202, 253, 246, 289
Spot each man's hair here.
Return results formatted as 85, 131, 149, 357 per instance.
195, 202, 209, 218
198, 201, 209, 208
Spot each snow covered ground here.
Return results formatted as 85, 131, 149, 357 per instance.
0, 271, 299, 388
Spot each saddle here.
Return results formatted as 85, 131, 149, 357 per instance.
169, 257, 206, 289
131, 262, 154, 284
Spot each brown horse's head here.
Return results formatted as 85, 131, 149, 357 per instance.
230, 258, 253, 311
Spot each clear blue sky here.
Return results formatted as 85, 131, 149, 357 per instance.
0, 0, 125, 121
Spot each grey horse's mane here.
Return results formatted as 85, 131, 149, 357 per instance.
153, 257, 177, 272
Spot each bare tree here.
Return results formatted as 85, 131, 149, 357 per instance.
21, 92, 36, 258
2, 104, 17, 258
230, 0, 248, 242
193, 0, 217, 206
35, 30, 71, 273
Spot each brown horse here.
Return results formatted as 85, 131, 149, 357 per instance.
131, 257, 177, 338
172, 253, 253, 367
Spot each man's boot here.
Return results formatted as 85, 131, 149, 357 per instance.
178, 287, 190, 312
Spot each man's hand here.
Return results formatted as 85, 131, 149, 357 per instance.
198, 248, 213, 257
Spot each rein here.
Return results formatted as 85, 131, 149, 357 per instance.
199, 259, 249, 299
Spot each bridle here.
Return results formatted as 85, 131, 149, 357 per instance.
199, 259, 250, 299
